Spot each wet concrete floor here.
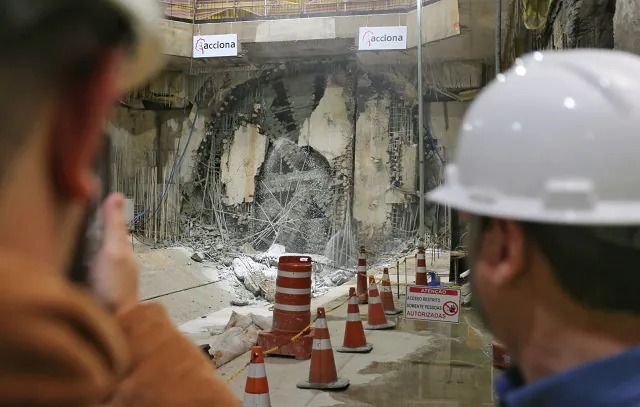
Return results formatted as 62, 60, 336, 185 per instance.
332, 308, 497, 407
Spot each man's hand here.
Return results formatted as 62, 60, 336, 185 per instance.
89, 193, 139, 313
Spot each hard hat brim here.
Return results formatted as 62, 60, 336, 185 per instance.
428, 184, 640, 226
108, 0, 165, 93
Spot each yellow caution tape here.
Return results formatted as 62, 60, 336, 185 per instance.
225, 364, 250, 383
223, 283, 368, 383
222, 273, 459, 383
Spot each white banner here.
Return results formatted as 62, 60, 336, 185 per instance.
193, 34, 239, 58
358, 26, 408, 51
404, 286, 462, 323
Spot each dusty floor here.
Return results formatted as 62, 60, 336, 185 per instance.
213, 254, 497, 407
135, 240, 235, 324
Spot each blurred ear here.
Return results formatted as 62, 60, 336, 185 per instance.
49, 49, 125, 201
477, 219, 527, 286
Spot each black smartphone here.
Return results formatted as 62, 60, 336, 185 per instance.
68, 135, 112, 285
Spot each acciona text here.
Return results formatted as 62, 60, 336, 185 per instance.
369, 34, 404, 42
201, 40, 236, 49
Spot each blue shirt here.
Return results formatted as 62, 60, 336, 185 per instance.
496, 347, 640, 407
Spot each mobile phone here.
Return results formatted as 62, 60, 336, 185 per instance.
68, 135, 112, 285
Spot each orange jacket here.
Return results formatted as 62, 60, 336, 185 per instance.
0, 250, 241, 407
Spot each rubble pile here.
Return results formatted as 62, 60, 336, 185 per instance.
178, 218, 241, 266
218, 244, 353, 304
178, 222, 355, 305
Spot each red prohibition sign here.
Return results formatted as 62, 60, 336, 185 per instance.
443, 301, 459, 316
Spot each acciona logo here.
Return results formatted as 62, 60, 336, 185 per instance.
358, 26, 407, 51
194, 38, 236, 53
192, 34, 239, 58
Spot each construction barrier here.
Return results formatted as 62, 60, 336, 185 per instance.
493, 341, 512, 370
337, 287, 373, 353
356, 246, 368, 304
364, 275, 396, 330
297, 307, 350, 390
223, 250, 464, 387
380, 268, 402, 315
243, 346, 271, 407
258, 256, 314, 360
416, 244, 427, 286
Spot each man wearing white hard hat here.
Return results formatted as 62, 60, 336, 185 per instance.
429, 49, 640, 406
0, 1, 240, 406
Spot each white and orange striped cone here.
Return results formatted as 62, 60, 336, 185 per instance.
243, 346, 272, 407
356, 246, 368, 304
380, 268, 402, 315
297, 308, 350, 390
364, 276, 396, 330
337, 287, 373, 354
416, 245, 428, 286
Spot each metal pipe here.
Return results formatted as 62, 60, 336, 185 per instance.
396, 260, 401, 299
417, 0, 425, 239
495, 0, 502, 73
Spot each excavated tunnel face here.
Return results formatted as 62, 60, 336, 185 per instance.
194, 64, 344, 255
254, 140, 333, 253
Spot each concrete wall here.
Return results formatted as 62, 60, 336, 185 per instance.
221, 125, 268, 205
428, 101, 468, 161
114, 65, 450, 248
614, 0, 640, 53
160, 0, 460, 57
109, 107, 207, 240
298, 76, 352, 163
353, 95, 392, 235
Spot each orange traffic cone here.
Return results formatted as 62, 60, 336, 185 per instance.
337, 287, 373, 354
364, 276, 396, 330
381, 268, 402, 315
416, 245, 427, 286
243, 346, 272, 407
356, 246, 368, 304
297, 308, 350, 390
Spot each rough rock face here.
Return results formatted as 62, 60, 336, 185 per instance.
614, 0, 640, 53
561, 0, 614, 49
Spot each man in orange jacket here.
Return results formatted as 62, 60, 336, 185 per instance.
0, 1, 241, 406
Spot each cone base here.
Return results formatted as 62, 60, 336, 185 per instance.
243, 392, 271, 407
296, 377, 350, 390
336, 343, 373, 353
364, 321, 396, 330
258, 329, 314, 360
384, 308, 403, 315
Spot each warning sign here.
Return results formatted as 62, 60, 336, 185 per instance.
404, 286, 462, 323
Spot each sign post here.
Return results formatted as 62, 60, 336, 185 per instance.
396, 260, 401, 299
404, 260, 408, 288
404, 286, 462, 323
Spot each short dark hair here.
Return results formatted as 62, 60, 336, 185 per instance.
522, 222, 640, 314
0, 1, 133, 182
475, 216, 640, 314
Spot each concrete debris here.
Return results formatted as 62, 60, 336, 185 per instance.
231, 257, 276, 300
242, 242, 259, 254
191, 252, 207, 263
209, 326, 260, 367
206, 311, 273, 368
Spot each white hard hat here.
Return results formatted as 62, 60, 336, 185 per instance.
108, 0, 164, 92
428, 49, 640, 225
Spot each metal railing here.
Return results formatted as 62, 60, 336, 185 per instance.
159, 0, 423, 22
